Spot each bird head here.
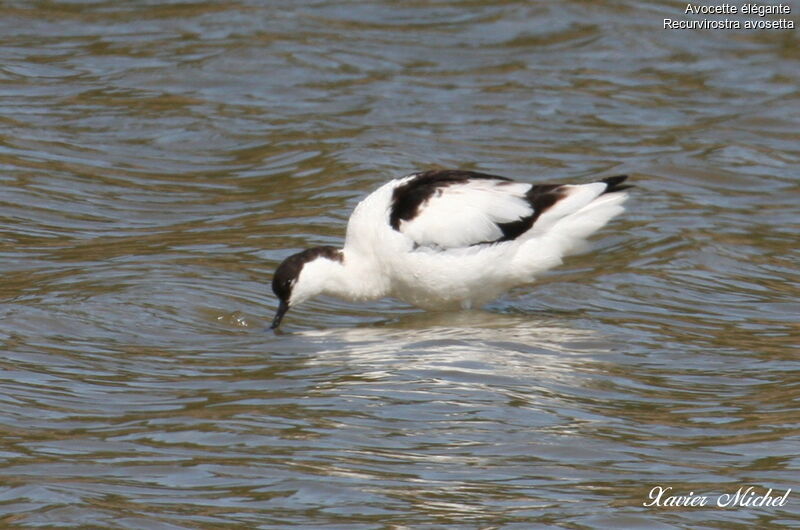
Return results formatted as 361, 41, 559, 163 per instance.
270, 246, 343, 330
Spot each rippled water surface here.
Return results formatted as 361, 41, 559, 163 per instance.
1, 1, 799, 527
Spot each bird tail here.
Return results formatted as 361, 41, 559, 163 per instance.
547, 191, 628, 256
510, 176, 629, 279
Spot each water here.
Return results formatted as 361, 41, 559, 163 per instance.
1, 1, 798, 527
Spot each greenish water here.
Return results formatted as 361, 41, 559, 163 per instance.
1, 1, 798, 528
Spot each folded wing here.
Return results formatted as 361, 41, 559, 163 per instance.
389, 170, 629, 250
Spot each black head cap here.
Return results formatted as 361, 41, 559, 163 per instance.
270, 246, 342, 330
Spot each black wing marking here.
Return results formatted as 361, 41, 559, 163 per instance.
500, 175, 630, 239
389, 170, 510, 231
601, 175, 632, 193
494, 184, 566, 241
389, 170, 630, 248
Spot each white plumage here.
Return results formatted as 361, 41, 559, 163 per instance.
397, 179, 532, 248
270, 170, 630, 328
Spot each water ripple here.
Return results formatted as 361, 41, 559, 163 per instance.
1, 0, 799, 527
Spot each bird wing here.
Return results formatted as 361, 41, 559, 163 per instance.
388, 170, 629, 250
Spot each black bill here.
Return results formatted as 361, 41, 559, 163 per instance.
270, 300, 289, 330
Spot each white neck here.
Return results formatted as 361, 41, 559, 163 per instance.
292, 249, 388, 305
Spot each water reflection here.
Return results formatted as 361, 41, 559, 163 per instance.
297, 312, 598, 385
